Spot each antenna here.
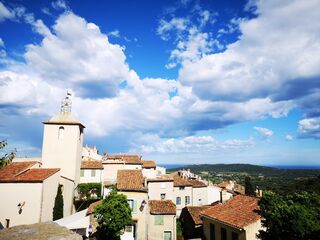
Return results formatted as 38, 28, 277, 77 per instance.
61, 91, 72, 113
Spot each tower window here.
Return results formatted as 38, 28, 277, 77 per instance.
58, 127, 64, 139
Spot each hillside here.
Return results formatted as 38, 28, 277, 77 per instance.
168, 164, 320, 194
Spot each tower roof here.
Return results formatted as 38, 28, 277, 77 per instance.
43, 93, 85, 128
43, 112, 85, 128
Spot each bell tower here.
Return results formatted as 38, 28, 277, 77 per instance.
41, 93, 85, 215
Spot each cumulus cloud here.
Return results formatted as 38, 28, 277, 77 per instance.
52, 0, 68, 10
285, 134, 293, 141
179, 0, 320, 106
130, 134, 254, 154
254, 126, 273, 139
0, 2, 15, 22
298, 117, 320, 139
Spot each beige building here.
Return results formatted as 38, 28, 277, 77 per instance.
173, 175, 193, 216
201, 195, 262, 240
147, 175, 174, 201
41, 94, 85, 216
141, 160, 157, 178
80, 160, 104, 184
117, 169, 149, 240
148, 200, 176, 240
0, 162, 60, 228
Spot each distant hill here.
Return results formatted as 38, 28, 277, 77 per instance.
168, 164, 320, 194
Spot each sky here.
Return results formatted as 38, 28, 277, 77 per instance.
0, 0, 319, 166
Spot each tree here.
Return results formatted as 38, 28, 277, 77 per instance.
53, 184, 64, 220
94, 188, 132, 239
258, 191, 320, 240
245, 176, 255, 196
0, 140, 16, 168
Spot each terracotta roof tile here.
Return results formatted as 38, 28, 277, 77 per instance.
173, 176, 192, 187
188, 179, 207, 188
142, 160, 156, 168
81, 160, 103, 169
104, 154, 142, 165
201, 195, 260, 229
117, 170, 147, 192
0, 161, 39, 180
149, 200, 176, 215
86, 200, 102, 215
0, 162, 60, 183
147, 174, 173, 182
185, 206, 211, 225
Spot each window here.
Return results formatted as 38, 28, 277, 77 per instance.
179, 186, 185, 190
58, 126, 64, 139
221, 227, 227, 240
91, 169, 96, 177
128, 200, 137, 213
164, 231, 172, 240
80, 170, 84, 177
161, 193, 166, 200
185, 196, 190, 205
176, 197, 181, 205
155, 215, 164, 225
125, 225, 133, 232
210, 223, 215, 240
232, 232, 239, 240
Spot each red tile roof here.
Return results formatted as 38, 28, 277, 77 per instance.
0, 162, 60, 183
188, 179, 207, 188
201, 195, 260, 229
149, 200, 176, 215
86, 200, 102, 215
173, 176, 192, 187
104, 154, 142, 165
185, 206, 211, 225
117, 170, 147, 192
147, 174, 173, 182
142, 160, 156, 168
81, 160, 103, 169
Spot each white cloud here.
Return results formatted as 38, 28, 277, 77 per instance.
24, 13, 130, 97
130, 134, 254, 154
254, 126, 273, 138
157, 17, 189, 41
0, 2, 15, 21
285, 134, 293, 141
298, 117, 320, 139
108, 29, 120, 38
52, 0, 68, 10
0, 38, 4, 47
179, 0, 320, 103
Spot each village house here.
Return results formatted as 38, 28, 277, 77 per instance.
0, 162, 60, 228
148, 200, 176, 240
117, 169, 149, 240
180, 205, 211, 239
172, 175, 193, 216
147, 175, 174, 201
80, 160, 104, 184
201, 195, 263, 240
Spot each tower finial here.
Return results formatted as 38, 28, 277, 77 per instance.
61, 91, 72, 114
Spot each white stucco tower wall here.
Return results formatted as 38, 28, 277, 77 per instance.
41, 94, 85, 216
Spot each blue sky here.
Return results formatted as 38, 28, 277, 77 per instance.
0, 0, 319, 165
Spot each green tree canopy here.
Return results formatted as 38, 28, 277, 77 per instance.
258, 191, 320, 240
0, 140, 16, 168
245, 176, 255, 196
94, 188, 132, 240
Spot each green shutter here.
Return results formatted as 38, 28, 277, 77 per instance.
132, 200, 138, 213
155, 215, 164, 225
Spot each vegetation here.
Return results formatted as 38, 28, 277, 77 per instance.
0, 140, 16, 168
77, 182, 102, 199
53, 184, 64, 220
94, 188, 132, 240
258, 191, 320, 240
169, 164, 320, 194
245, 176, 255, 196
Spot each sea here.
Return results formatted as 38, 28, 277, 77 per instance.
159, 164, 320, 170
